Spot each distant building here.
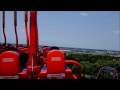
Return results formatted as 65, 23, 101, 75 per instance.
60, 49, 71, 52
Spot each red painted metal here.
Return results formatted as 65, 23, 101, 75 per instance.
14, 11, 18, 48
47, 50, 65, 74
29, 11, 38, 66
65, 60, 82, 79
43, 47, 50, 59
2, 11, 6, 47
0, 11, 82, 79
39, 50, 82, 79
0, 51, 20, 77
24, 11, 29, 47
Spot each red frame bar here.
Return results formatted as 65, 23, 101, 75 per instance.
29, 11, 38, 66
14, 11, 18, 48
65, 60, 82, 79
24, 11, 29, 47
2, 11, 6, 47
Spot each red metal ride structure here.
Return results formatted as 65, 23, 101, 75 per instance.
0, 11, 82, 79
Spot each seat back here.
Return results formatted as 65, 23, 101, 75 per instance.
46, 50, 65, 79
43, 47, 50, 59
23, 48, 29, 54
18, 47, 24, 54
0, 51, 20, 79
39, 50, 78, 79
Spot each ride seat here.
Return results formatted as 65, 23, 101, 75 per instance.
18, 47, 24, 54
23, 48, 30, 58
39, 47, 50, 67
43, 47, 50, 61
39, 50, 74, 79
0, 51, 20, 79
23, 48, 29, 54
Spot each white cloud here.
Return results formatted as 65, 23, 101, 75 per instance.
80, 12, 88, 16
112, 30, 120, 34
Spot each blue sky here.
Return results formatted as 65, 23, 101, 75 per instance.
0, 11, 120, 51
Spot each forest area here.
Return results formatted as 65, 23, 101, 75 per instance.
65, 52, 120, 79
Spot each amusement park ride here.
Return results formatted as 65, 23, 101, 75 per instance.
0, 11, 82, 79
0, 11, 119, 79
96, 66, 118, 79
